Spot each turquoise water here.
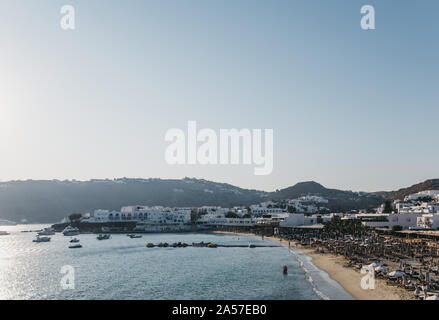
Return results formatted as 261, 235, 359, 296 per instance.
0, 225, 350, 300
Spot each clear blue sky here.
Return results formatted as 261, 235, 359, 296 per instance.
0, 0, 437, 192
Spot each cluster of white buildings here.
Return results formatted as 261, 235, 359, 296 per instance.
82, 206, 193, 232
353, 213, 422, 230
249, 196, 330, 216
404, 190, 439, 202
280, 212, 343, 227
250, 207, 286, 216
275, 190, 439, 231
287, 196, 329, 214
196, 206, 250, 217
86, 206, 192, 224
278, 211, 437, 230
73, 189, 439, 232
78, 202, 290, 231
195, 206, 256, 227
80, 205, 258, 231
376, 199, 439, 215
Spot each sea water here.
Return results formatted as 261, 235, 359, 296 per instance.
0, 225, 352, 300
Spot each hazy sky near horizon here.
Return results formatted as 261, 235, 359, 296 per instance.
0, 0, 438, 192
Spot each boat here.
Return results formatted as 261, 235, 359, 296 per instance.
33, 236, 51, 243
70, 238, 80, 243
129, 234, 142, 239
62, 226, 80, 236
207, 243, 217, 248
146, 243, 155, 248
38, 227, 55, 236
0, 231, 9, 236
69, 244, 82, 249
97, 234, 111, 240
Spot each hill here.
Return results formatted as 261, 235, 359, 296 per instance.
2, 178, 438, 223
0, 178, 267, 223
269, 181, 383, 212
376, 179, 439, 201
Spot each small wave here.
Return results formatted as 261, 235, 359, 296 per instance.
312, 286, 330, 300
289, 248, 329, 300
288, 247, 352, 300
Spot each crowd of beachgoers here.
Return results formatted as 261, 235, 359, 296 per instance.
273, 227, 439, 300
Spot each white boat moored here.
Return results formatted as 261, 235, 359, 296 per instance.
38, 228, 56, 236
33, 236, 51, 243
63, 226, 80, 236
97, 234, 111, 240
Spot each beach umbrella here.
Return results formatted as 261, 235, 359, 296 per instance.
368, 261, 383, 269
375, 265, 389, 272
388, 270, 405, 278
368, 262, 382, 268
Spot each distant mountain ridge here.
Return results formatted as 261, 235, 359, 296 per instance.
0, 178, 437, 223
0, 178, 267, 223
271, 181, 348, 198
269, 181, 383, 212
375, 179, 439, 201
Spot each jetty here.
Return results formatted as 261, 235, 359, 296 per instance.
215, 244, 279, 248
145, 242, 280, 248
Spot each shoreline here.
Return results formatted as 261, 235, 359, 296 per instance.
212, 231, 414, 300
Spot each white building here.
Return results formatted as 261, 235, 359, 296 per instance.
397, 202, 439, 214
197, 211, 226, 223
256, 212, 289, 225
251, 207, 286, 216
417, 214, 439, 230
279, 213, 343, 227
83, 209, 119, 223
405, 190, 439, 202
356, 213, 423, 230
279, 214, 305, 227
395, 202, 415, 213
82, 206, 192, 225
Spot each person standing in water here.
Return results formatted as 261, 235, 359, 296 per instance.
283, 265, 288, 275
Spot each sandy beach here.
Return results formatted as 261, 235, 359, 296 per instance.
213, 231, 415, 300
